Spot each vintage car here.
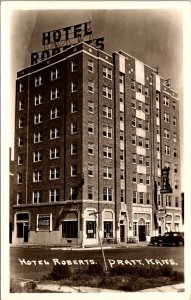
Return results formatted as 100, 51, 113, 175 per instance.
148, 231, 184, 247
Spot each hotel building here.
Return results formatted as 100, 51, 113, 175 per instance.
12, 42, 182, 245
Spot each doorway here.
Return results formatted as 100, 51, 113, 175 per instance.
24, 223, 29, 242
120, 225, 125, 242
139, 225, 146, 241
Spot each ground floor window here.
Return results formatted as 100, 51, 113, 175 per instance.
17, 223, 24, 238
86, 221, 96, 238
37, 214, 52, 231
146, 222, 150, 235
62, 221, 78, 238
104, 221, 113, 238
175, 223, 179, 231
16, 213, 29, 238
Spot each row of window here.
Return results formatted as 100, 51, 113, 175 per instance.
16, 186, 113, 204
132, 117, 150, 131
158, 195, 180, 207
131, 80, 149, 96
132, 135, 150, 149
133, 191, 151, 204
164, 145, 178, 157
132, 173, 150, 185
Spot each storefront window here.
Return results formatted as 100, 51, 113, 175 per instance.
104, 221, 113, 238
62, 221, 78, 238
86, 221, 96, 238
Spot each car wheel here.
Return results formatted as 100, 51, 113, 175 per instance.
177, 241, 183, 246
158, 241, 163, 247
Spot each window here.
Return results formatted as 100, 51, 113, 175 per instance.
121, 189, 125, 202
120, 169, 125, 180
146, 157, 150, 167
120, 92, 124, 103
88, 122, 94, 134
132, 173, 137, 183
139, 174, 144, 184
50, 108, 60, 119
35, 94, 43, 105
34, 132, 42, 143
51, 68, 60, 80
62, 221, 78, 238
164, 112, 169, 123
88, 101, 94, 113
156, 125, 160, 135
163, 96, 169, 107
71, 123, 77, 134
156, 109, 159, 118
137, 119, 142, 129
103, 167, 113, 179
164, 128, 170, 139
120, 130, 124, 141
19, 83, 24, 92
33, 151, 42, 162
88, 164, 94, 177
71, 102, 77, 113
88, 60, 94, 72
50, 128, 60, 139
71, 81, 78, 92
166, 195, 172, 207
146, 193, 150, 204
132, 99, 136, 109
138, 136, 143, 147
103, 126, 112, 139
19, 100, 24, 110
50, 168, 60, 180
138, 155, 144, 165
133, 191, 137, 203
174, 148, 178, 157
88, 143, 94, 155
71, 188, 78, 200
33, 171, 42, 182
137, 101, 142, 111
51, 88, 60, 100
145, 139, 149, 149
88, 186, 94, 200
103, 146, 112, 158
174, 164, 178, 173
132, 116, 136, 127
137, 83, 142, 93
17, 173, 22, 184
120, 112, 124, 122
119, 73, 125, 85
131, 79, 135, 90
103, 86, 112, 99
146, 175, 150, 185
103, 106, 112, 119
156, 92, 160, 101
19, 118, 24, 128
34, 113, 43, 124
175, 181, 179, 189
172, 102, 176, 111
120, 150, 124, 161
157, 159, 161, 169
132, 153, 136, 164
165, 145, 170, 155
173, 133, 177, 142
133, 222, 137, 236
71, 165, 77, 177
158, 194, 161, 206
103, 67, 112, 79
157, 143, 160, 152
145, 103, 149, 114
35, 75, 43, 86
145, 121, 149, 131
139, 192, 144, 204
86, 221, 96, 238
33, 191, 42, 203
175, 197, 179, 207
88, 81, 94, 93
104, 221, 113, 238
17, 192, 22, 205
50, 147, 60, 159
173, 116, 177, 126
103, 187, 113, 201
72, 61, 77, 72
71, 143, 77, 155
145, 86, 149, 96
132, 135, 136, 145
49, 189, 59, 202
18, 155, 23, 165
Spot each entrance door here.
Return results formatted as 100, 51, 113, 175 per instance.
24, 224, 29, 242
139, 225, 146, 241
120, 225, 125, 242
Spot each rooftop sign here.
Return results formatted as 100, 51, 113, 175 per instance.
31, 21, 104, 65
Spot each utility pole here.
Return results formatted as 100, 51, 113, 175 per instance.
89, 212, 108, 272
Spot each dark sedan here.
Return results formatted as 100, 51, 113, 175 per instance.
149, 231, 184, 247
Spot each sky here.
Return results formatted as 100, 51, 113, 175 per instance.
7, 6, 184, 154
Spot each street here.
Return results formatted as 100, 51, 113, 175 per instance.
10, 246, 184, 281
